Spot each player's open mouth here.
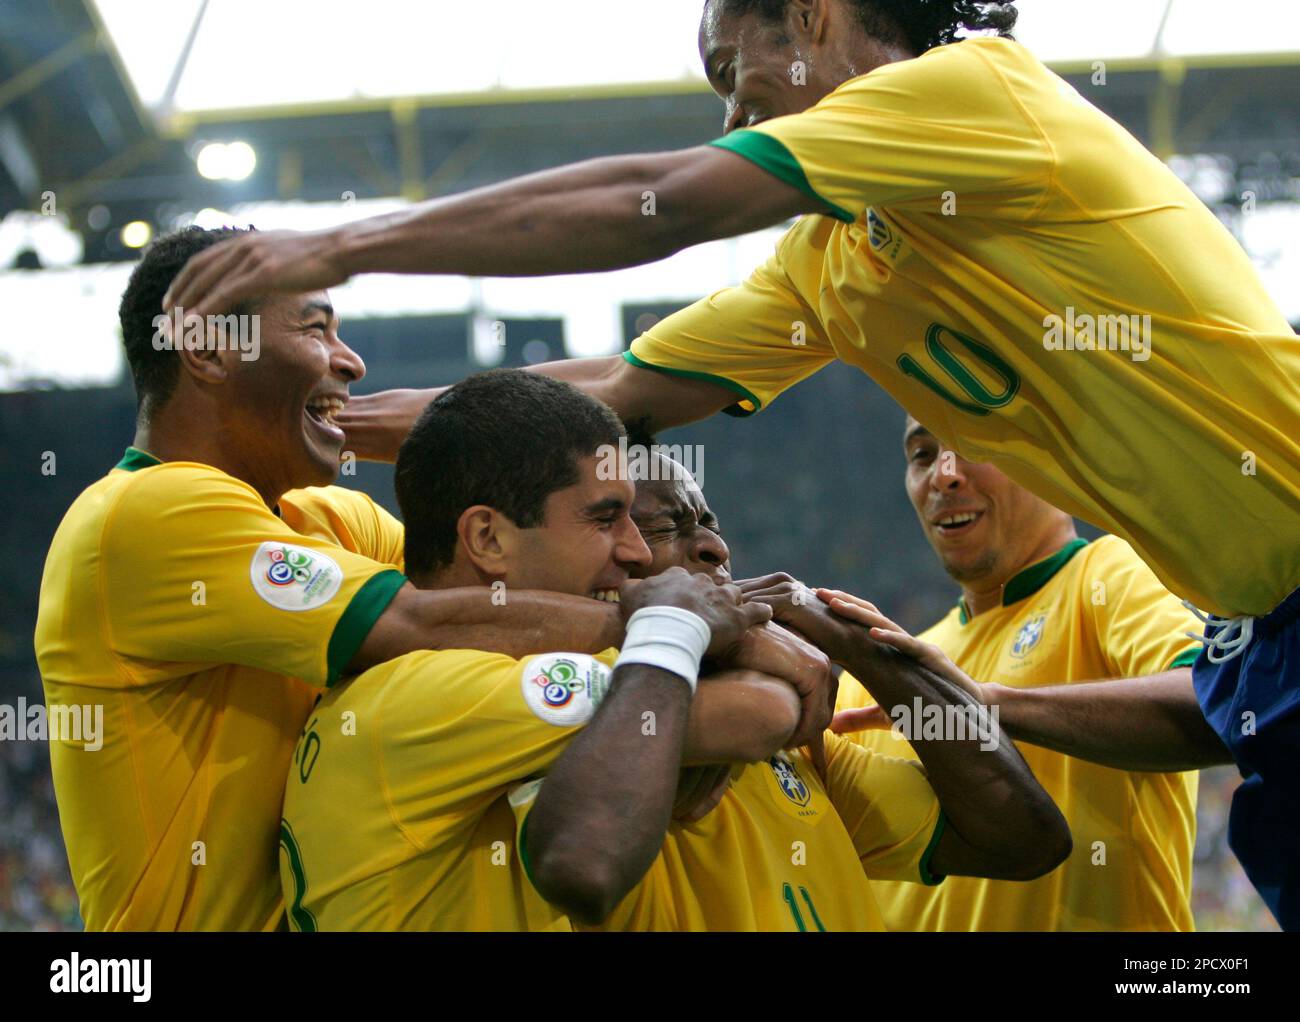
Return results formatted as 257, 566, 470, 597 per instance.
590, 588, 620, 603
933, 510, 983, 535
305, 396, 347, 443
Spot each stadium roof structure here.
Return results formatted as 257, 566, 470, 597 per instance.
86, 0, 1300, 119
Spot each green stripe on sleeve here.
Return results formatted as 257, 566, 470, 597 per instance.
324, 569, 407, 687
918, 811, 948, 886
622, 350, 761, 417
1169, 647, 1201, 669
710, 130, 856, 224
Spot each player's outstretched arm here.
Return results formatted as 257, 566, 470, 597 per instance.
824, 595, 1232, 772
524, 568, 771, 925
163, 147, 820, 321
347, 584, 625, 672
338, 357, 735, 463
739, 575, 1071, 882
984, 672, 1230, 772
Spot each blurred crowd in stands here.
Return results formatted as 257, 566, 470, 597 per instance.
0, 734, 80, 931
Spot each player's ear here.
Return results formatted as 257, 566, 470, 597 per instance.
788, 0, 825, 43
458, 505, 513, 576
175, 317, 235, 386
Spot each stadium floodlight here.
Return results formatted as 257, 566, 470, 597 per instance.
120, 221, 153, 249
222, 141, 257, 180
195, 141, 257, 181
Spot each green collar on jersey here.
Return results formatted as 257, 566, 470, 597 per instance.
957, 537, 1089, 625
115, 447, 163, 472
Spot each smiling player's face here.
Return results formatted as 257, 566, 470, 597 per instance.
221, 291, 366, 490
903, 417, 1066, 586
506, 454, 653, 602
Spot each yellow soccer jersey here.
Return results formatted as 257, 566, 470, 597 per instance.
511, 733, 944, 931
629, 37, 1300, 617
836, 535, 1202, 931
34, 448, 407, 931
279, 647, 625, 931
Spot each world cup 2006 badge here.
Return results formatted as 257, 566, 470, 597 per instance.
250, 541, 344, 611
521, 653, 611, 727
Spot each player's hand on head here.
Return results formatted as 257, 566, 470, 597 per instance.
162, 228, 350, 321
620, 566, 770, 659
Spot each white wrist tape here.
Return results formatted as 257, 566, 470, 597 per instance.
615, 606, 711, 693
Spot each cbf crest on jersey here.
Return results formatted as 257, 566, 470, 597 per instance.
1011, 613, 1047, 658
769, 754, 811, 807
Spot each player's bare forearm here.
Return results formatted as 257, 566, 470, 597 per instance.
332, 147, 812, 279
526, 355, 738, 431
347, 585, 623, 674
525, 664, 694, 925
720, 622, 835, 749
845, 639, 1071, 881
684, 669, 801, 764
338, 357, 734, 463
340, 388, 444, 462
165, 148, 816, 319
992, 669, 1231, 772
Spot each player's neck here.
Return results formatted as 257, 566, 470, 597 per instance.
961, 524, 1080, 618
132, 417, 290, 509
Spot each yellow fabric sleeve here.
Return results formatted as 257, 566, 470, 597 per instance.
1081, 538, 1204, 677
377, 650, 614, 848
626, 236, 835, 415
280, 485, 406, 571
101, 464, 405, 688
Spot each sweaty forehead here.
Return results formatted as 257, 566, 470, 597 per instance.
698, 0, 731, 64
632, 477, 685, 517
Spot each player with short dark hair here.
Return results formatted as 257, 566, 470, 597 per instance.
280, 376, 1070, 930
397, 370, 632, 579
117, 227, 258, 418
